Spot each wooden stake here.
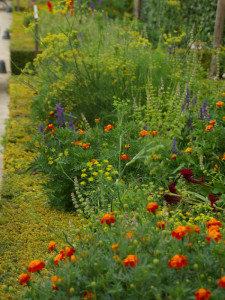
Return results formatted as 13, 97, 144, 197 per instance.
210, 0, 225, 77
134, 0, 142, 19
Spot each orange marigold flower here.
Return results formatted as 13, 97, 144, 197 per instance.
104, 124, 114, 132
171, 154, 176, 159
185, 147, 192, 153
124, 232, 133, 239
28, 260, 45, 273
171, 225, 191, 240
91, 159, 98, 163
157, 220, 165, 229
82, 143, 90, 149
150, 131, 158, 136
18, 273, 30, 285
54, 250, 66, 265
209, 120, 215, 125
223, 116, 225, 121
120, 154, 130, 161
206, 218, 222, 228
218, 276, 225, 288
205, 125, 214, 131
78, 129, 85, 134
65, 247, 76, 257
51, 276, 62, 283
190, 225, 200, 234
206, 226, 222, 243
48, 241, 57, 251
74, 141, 83, 146
195, 288, 211, 300
125, 144, 130, 149
95, 119, 100, 123
216, 101, 224, 107
169, 254, 187, 268
139, 130, 148, 136
71, 255, 79, 263
45, 124, 54, 131
84, 291, 95, 299
113, 255, 119, 261
49, 110, 56, 116
213, 164, 218, 172
146, 202, 159, 213
221, 154, 225, 161
52, 284, 58, 290
101, 213, 116, 225
123, 255, 139, 267
111, 243, 119, 250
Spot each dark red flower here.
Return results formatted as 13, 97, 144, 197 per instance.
47, 1, 53, 12
180, 169, 204, 184
164, 182, 181, 204
209, 194, 219, 212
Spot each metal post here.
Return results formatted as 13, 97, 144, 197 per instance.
33, 1, 39, 57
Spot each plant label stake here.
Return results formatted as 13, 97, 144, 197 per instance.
33, 1, 39, 57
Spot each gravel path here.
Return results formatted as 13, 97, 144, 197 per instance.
0, 5, 12, 191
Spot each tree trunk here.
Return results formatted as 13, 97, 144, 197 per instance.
210, 0, 225, 77
133, 0, 142, 19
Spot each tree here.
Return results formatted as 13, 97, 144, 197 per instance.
210, 0, 225, 77
133, 0, 142, 19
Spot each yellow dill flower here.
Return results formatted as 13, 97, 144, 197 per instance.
108, 165, 113, 168
48, 161, 54, 165
97, 164, 102, 167
105, 172, 110, 176
103, 160, 109, 163
81, 173, 87, 178
112, 170, 118, 175
99, 170, 103, 174
106, 177, 113, 181
92, 172, 98, 176
81, 168, 87, 172
106, 168, 112, 171
64, 150, 69, 156
87, 162, 93, 167
88, 177, 94, 182
80, 181, 86, 185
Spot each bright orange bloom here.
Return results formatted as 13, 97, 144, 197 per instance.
171, 225, 191, 240
209, 120, 215, 125
45, 124, 54, 131
139, 130, 148, 136
101, 214, 116, 225
222, 154, 225, 161
146, 202, 159, 213
51, 276, 62, 283
123, 255, 139, 267
171, 154, 176, 159
104, 124, 114, 132
74, 141, 83, 146
82, 143, 90, 149
218, 276, 225, 287
49, 110, 56, 116
223, 116, 225, 120
205, 125, 214, 131
195, 288, 211, 300
91, 159, 98, 163
18, 273, 30, 285
206, 226, 222, 243
95, 119, 100, 123
150, 131, 158, 136
216, 101, 224, 107
213, 164, 218, 172
78, 129, 85, 134
65, 247, 76, 257
52, 284, 58, 290
206, 218, 222, 228
111, 243, 119, 250
157, 220, 165, 229
113, 255, 119, 261
124, 232, 133, 239
28, 260, 45, 273
71, 255, 79, 263
84, 291, 95, 299
54, 250, 66, 265
169, 254, 187, 268
120, 154, 130, 161
185, 147, 192, 153
190, 225, 200, 234
48, 241, 57, 251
